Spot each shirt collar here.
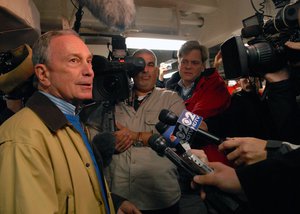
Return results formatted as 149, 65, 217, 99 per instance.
40, 91, 76, 115
178, 79, 195, 90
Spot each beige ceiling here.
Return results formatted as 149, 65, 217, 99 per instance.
31, 0, 219, 40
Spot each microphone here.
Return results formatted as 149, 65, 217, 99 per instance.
78, 0, 136, 30
148, 134, 213, 176
159, 109, 223, 146
155, 121, 190, 154
158, 109, 178, 125
148, 134, 244, 214
92, 132, 116, 167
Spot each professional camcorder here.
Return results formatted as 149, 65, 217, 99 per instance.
0, 44, 35, 99
92, 55, 145, 102
80, 56, 145, 133
221, 0, 300, 79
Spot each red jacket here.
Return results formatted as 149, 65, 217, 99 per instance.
185, 70, 231, 119
167, 69, 232, 165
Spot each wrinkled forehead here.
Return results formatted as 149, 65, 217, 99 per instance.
48, 35, 91, 57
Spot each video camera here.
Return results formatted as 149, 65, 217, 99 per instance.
0, 44, 35, 99
92, 55, 145, 103
221, 0, 300, 79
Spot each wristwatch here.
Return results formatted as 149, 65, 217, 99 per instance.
133, 132, 143, 147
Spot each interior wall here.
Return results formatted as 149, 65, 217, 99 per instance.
199, 0, 275, 48
88, 44, 109, 57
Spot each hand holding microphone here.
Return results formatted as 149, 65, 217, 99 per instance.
148, 133, 245, 214
148, 134, 213, 176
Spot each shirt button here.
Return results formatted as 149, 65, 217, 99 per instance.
86, 163, 90, 168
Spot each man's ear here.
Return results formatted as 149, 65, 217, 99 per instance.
35, 64, 51, 87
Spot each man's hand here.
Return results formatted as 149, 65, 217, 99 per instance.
158, 65, 168, 82
219, 137, 267, 166
285, 41, 300, 50
213, 50, 222, 70
192, 162, 243, 198
117, 200, 142, 214
114, 122, 136, 152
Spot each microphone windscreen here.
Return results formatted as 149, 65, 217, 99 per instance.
155, 121, 169, 134
148, 133, 167, 155
158, 109, 178, 125
92, 132, 116, 167
78, 0, 136, 30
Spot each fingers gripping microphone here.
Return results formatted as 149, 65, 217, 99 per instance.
148, 134, 213, 176
78, 0, 136, 30
148, 134, 244, 214
92, 132, 116, 167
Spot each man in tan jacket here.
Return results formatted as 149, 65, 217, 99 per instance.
0, 29, 140, 214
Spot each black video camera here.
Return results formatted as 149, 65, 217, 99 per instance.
221, 0, 300, 79
92, 55, 145, 102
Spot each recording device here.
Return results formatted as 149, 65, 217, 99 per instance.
0, 44, 35, 98
77, 0, 135, 30
221, 0, 300, 79
111, 36, 127, 60
148, 134, 213, 176
92, 55, 145, 102
158, 109, 178, 125
91, 132, 116, 168
148, 134, 244, 214
80, 55, 144, 132
155, 121, 192, 154
158, 109, 223, 146
0, 45, 28, 74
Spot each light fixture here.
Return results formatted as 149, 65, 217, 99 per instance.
126, 37, 186, 50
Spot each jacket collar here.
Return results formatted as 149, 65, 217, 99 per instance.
25, 91, 69, 132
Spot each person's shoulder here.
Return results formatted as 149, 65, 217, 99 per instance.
154, 87, 179, 96
202, 68, 216, 77
0, 107, 52, 152
0, 107, 41, 132
153, 88, 184, 104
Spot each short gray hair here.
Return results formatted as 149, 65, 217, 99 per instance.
32, 29, 80, 66
132, 49, 157, 66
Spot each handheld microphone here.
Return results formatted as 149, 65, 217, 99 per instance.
158, 109, 178, 125
148, 133, 244, 214
78, 0, 136, 30
159, 109, 223, 146
92, 132, 116, 167
155, 121, 190, 154
148, 134, 213, 176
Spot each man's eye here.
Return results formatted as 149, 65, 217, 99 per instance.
87, 59, 92, 64
70, 58, 79, 63
192, 61, 200, 65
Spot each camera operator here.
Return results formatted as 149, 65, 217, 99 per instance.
207, 0, 300, 146
190, 39, 300, 213
105, 49, 186, 214
207, 49, 300, 146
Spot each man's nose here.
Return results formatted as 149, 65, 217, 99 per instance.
83, 63, 94, 77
